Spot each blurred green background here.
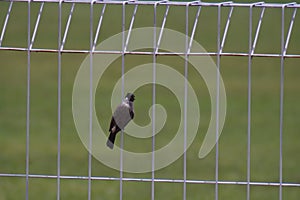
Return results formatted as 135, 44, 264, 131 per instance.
0, 0, 300, 199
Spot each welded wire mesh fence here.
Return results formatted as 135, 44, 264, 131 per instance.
0, 0, 300, 200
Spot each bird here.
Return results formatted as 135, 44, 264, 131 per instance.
106, 93, 135, 149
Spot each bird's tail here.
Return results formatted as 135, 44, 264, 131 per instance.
106, 131, 116, 149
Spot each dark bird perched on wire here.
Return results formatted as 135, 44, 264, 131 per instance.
106, 93, 135, 149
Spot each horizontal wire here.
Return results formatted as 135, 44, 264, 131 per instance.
0, 47, 300, 58
0, 173, 300, 187
1, 1, 299, 58
1, 0, 300, 8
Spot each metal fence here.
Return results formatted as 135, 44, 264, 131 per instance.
0, 0, 300, 200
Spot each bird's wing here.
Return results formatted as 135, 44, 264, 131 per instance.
109, 117, 116, 132
130, 110, 134, 119
113, 103, 132, 129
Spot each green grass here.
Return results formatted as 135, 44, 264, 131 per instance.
1, 1, 300, 199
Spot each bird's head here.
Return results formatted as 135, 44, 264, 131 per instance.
125, 93, 135, 102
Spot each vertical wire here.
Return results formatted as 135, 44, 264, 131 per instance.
152, 3, 158, 200
182, 3, 202, 198
25, 1, 31, 200
246, 5, 253, 200
279, 6, 296, 198
151, 3, 168, 198
88, 1, 94, 200
279, 5, 285, 200
57, 1, 62, 200
183, 4, 189, 200
0, 1, 13, 46
215, 4, 221, 200
120, 2, 126, 200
